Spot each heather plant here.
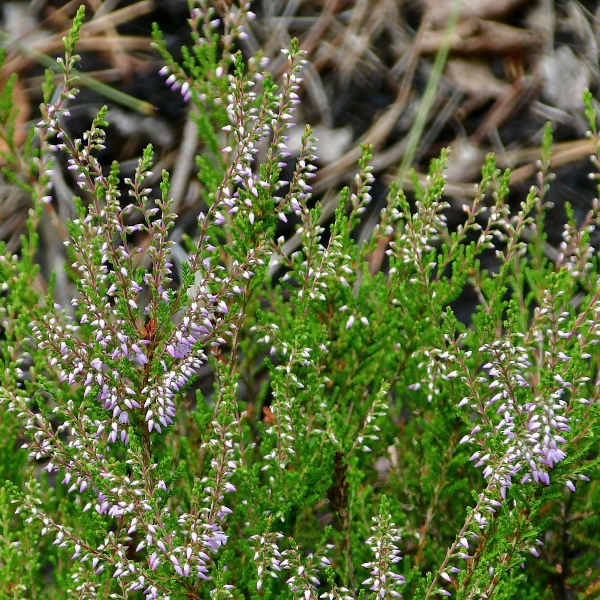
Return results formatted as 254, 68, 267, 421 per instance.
1, 2, 600, 600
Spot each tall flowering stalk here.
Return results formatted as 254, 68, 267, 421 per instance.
0, 3, 318, 599
361, 497, 406, 599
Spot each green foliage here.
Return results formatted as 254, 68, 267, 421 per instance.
0, 3, 599, 600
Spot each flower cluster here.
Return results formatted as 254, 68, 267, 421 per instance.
361, 498, 406, 599
0, 2, 320, 598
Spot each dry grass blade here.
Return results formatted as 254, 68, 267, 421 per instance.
422, 0, 527, 25
417, 19, 542, 54
312, 2, 437, 195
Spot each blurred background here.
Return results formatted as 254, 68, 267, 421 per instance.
2, 0, 600, 255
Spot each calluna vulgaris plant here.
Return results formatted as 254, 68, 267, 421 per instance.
1, 2, 600, 599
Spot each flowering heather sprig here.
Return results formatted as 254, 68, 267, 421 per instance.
257, 43, 307, 204
319, 582, 354, 600
406, 347, 451, 403
154, 0, 256, 105
556, 195, 600, 284
297, 142, 378, 299
33, 6, 86, 207
361, 497, 406, 599
194, 404, 240, 553
257, 337, 322, 476
433, 155, 499, 276
281, 541, 329, 600
448, 280, 600, 502
446, 335, 568, 503
13, 476, 175, 599
216, 42, 307, 229
346, 144, 376, 233
387, 150, 450, 278
480, 339, 568, 484
366, 181, 403, 250
217, 53, 275, 227
280, 125, 319, 218
250, 529, 284, 591
348, 382, 390, 454
278, 133, 356, 305
216, 0, 254, 51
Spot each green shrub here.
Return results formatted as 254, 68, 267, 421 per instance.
0, 3, 599, 599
